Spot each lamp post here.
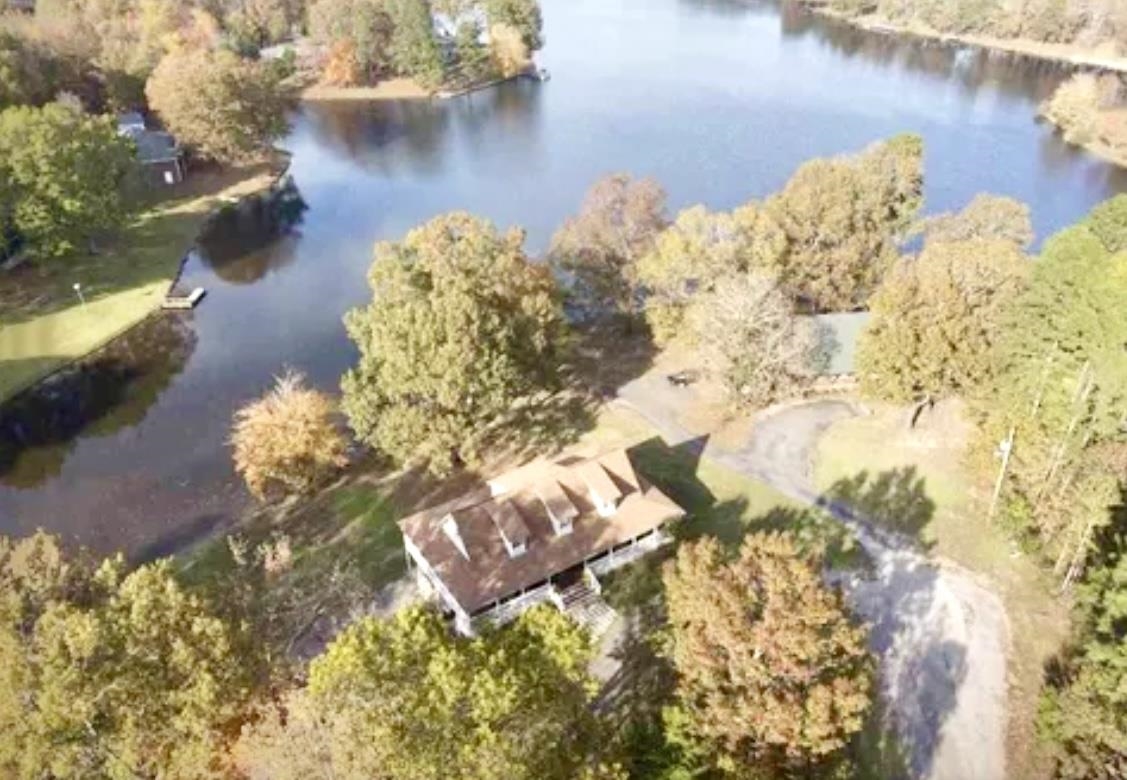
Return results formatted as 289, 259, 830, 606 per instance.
73, 282, 86, 307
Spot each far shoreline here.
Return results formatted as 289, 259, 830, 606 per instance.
806, 4, 1127, 74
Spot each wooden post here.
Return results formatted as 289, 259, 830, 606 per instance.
988, 426, 1015, 522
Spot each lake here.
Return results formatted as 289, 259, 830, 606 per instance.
2, 0, 1125, 559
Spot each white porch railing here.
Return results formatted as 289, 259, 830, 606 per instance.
587, 529, 671, 577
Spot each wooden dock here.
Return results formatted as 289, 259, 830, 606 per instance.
162, 287, 206, 310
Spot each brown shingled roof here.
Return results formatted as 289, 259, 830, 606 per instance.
399, 448, 684, 613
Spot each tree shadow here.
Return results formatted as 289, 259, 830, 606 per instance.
475, 389, 600, 466
821, 467, 937, 549
569, 323, 660, 400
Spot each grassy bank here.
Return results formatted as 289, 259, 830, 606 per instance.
301, 77, 431, 101
0, 161, 284, 403
813, 400, 1071, 780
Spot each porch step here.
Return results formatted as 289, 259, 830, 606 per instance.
558, 584, 617, 638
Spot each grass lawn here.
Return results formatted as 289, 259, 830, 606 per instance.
813, 399, 1071, 780
0, 161, 282, 402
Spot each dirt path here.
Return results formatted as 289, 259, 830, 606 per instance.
614, 380, 1009, 780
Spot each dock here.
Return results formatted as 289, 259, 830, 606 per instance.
162, 287, 206, 310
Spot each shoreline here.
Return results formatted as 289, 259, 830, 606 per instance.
300, 71, 537, 103
807, 5, 1127, 74
0, 155, 290, 407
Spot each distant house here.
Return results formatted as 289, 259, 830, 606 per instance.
399, 448, 685, 636
5, 0, 34, 13
116, 113, 185, 186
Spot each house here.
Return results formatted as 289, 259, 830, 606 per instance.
116, 114, 186, 186
5, 0, 34, 13
399, 448, 685, 636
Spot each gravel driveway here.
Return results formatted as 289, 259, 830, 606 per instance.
615, 377, 1009, 780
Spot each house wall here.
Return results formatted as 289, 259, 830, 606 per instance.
142, 159, 184, 187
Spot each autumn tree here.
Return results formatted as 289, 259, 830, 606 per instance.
490, 22, 529, 78
0, 532, 264, 779
146, 47, 289, 164
856, 238, 1030, 403
231, 369, 349, 500
236, 605, 604, 780
485, 0, 543, 51
550, 173, 669, 318
976, 195, 1127, 576
764, 134, 924, 312
386, 0, 445, 88
916, 193, 1034, 249
691, 273, 820, 407
0, 103, 137, 260
224, 0, 301, 52
341, 212, 567, 472
662, 533, 873, 777
635, 203, 786, 342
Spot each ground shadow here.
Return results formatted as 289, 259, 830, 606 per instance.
569, 323, 660, 401
821, 467, 937, 549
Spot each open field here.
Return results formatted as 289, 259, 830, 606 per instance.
0, 161, 283, 403
813, 401, 1071, 780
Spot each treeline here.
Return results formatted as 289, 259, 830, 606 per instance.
813, 0, 1127, 50
1041, 72, 1127, 164
309, 0, 544, 89
0, 0, 291, 261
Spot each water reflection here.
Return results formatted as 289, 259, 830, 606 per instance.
0, 313, 197, 488
196, 178, 308, 285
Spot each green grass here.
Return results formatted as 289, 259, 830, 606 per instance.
0, 163, 280, 402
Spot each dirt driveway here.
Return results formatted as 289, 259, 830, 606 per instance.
615, 375, 1009, 780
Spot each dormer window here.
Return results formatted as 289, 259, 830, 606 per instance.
484, 500, 530, 559
578, 463, 623, 518
536, 480, 579, 536
441, 514, 470, 560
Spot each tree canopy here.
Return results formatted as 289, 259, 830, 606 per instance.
916, 193, 1034, 249
341, 212, 567, 472
236, 605, 604, 780
0, 532, 263, 779
662, 533, 873, 776
146, 46, 289, 164
857, 237, 1030, 402
550, 173, 669, 318
0, 103, 137, 260
231, 369, 349, 500
763, 133, 923, 312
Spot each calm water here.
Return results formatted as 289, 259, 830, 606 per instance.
3, 0, 1126, 558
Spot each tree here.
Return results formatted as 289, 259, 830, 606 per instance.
0, 103, 137, 260
550, 173, 669, 318
308, 0, 394, 84
764, 134, 924, 312
489, 22, 529, 78
146, 47, 289, 164
857, 238, 1030, 403
0, 533, 263, 779
662, 533, 873, 777
976, 196, 1127, 571
635, 203, 786, 342
225, 0, 301, 53
917, 193, 1034, 249
0, 30, 64, 109
341, 212, 567, 473
1038, 502, 1127, 779
485, 0, 543, 51
231, 369, 350, 500
236, 605, 603, 780
386, 0, 445, 88
691, 273, 821, 407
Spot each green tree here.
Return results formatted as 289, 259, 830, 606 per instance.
764, 134, 924, 312
237, 605, 603, 780
662, 533, 873, 777
550, 173, 669, 318
691, 273, 820, 407
0, 532, 263, 779
0, 103, 137, 260
485, 0, 543, 51
917, 193, 1034, 249
341, 212, 567, 472
857, 238, 1030, 402
977, 196, 1127, 570
0, 30, 64, 109
308, 0, 395, 83
146, 47, 289, 164
386, 0, 445, 88
1038, 503, 1127, 779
